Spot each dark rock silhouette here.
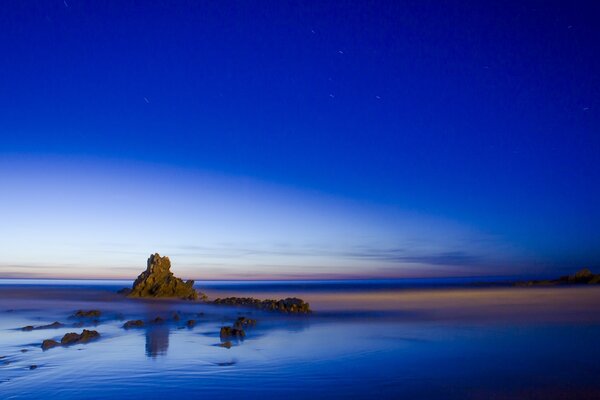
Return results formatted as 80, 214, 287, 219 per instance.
128, 253, 198, 300
515, 268, 600, 286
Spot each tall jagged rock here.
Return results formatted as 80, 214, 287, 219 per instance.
129, 253, 198, 300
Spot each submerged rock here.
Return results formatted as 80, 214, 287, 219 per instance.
234, 316, 256, 329
220, 326, 245, 339
212, 297, 311, 313
123, 320, 144, 329
128, 253, 198, 300
73, 310, 101, 318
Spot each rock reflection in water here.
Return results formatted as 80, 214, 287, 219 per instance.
145, 325, 170, 357
140, 301, 173, 358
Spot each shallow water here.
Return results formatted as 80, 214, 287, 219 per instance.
1, 280, 600, 399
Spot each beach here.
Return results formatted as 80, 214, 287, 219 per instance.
1, 280, 600, 399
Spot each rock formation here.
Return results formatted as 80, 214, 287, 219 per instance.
128, 253, 198, 300
515, 268, 600, 286
212, 297, 311, 313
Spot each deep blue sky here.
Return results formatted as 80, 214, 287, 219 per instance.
1, 1, 599, 279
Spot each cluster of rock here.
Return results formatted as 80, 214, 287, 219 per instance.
41, 329, 100, 350
515, 268, 600, 287
122, 314, 199, 330
219, 316, 257, 347
212, 297, 311, 313
127, 253, 198, 300
25, 254, 314, 355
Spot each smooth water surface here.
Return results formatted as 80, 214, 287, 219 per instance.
1, 280, 600, 399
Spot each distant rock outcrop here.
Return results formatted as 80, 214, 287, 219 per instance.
212, 297, 311, 313
128, 254, 198, 300
515, 268, 600, 286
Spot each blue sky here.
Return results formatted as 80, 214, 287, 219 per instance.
0, 1, 598, 279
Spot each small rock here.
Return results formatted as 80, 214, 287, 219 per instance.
41, 340, 59, 350
29, 365, 37, 370
197, 292, 208, 301
123, 320, 144, 329
61, 332, 81, 345
186, 319, 196, 328
219, 341, 232, 349
151, 317, 164, 324
172, 312, 180, 321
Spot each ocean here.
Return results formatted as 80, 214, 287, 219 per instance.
1, 279, 600, 399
